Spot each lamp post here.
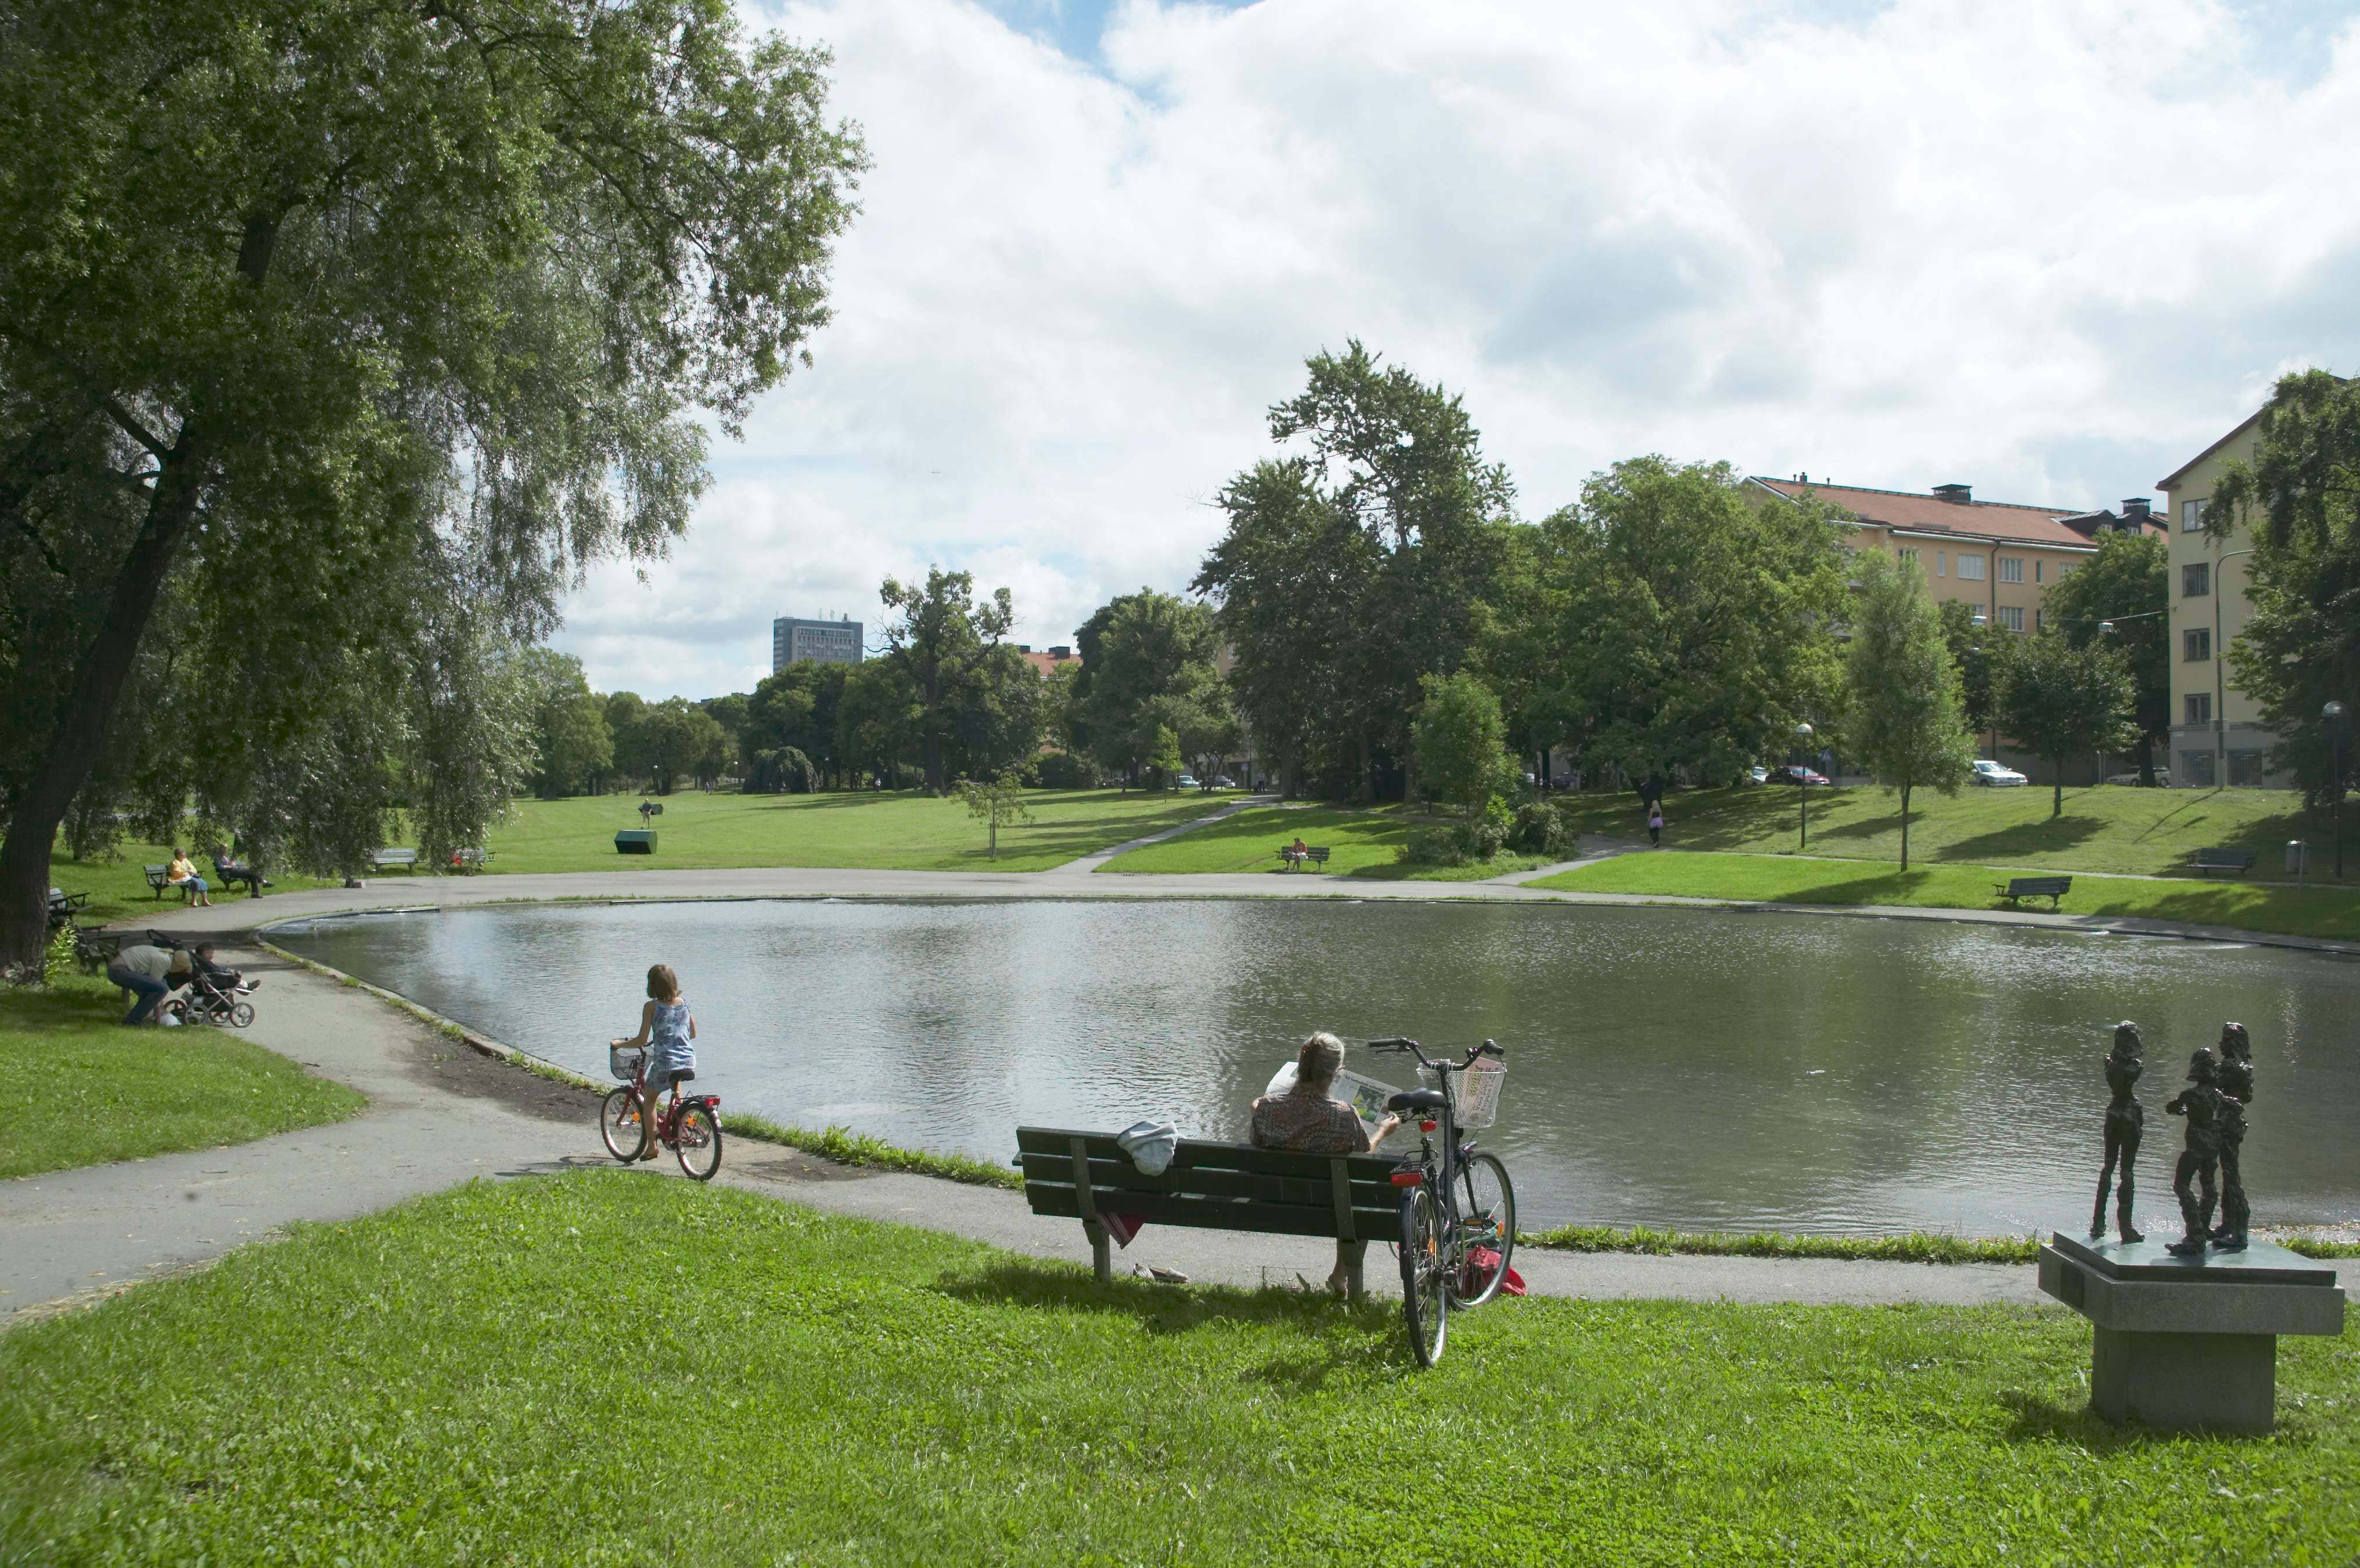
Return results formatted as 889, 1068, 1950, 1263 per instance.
2214, 545, 2254, 787
1794, 722, 1815, 850
1969, 610, 1994, 757
2329, 700, 2350, 880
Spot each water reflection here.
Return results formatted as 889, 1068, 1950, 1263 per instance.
270, 898, 2360, 1235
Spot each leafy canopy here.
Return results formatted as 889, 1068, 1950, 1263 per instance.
1844, 554, 1973, 869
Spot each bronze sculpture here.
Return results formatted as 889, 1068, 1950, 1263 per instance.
2089, 1020, 2145, 1243
2164, 1048, 2229, 1257
2210, 1022, 2253, 1251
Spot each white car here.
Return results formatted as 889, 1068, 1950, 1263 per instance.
2105, 767, 2172, 787
1173, 774, 1199, 790
1972, 760, 2028, 787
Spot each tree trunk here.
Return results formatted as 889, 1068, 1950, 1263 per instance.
2052, 758, 2064, 819
0, 450, 206, 979
1898, 782, 1912, 872
2134, 732, 2156, 787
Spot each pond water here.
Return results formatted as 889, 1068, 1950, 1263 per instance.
268, 898, 2360, 1236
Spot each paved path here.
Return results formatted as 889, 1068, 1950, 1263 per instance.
6, 949, 2042, 1322
1045, 793, 1276, 874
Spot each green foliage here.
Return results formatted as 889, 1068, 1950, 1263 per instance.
1995, 631, 2140, 818
518, 649, 613, 799
2207, 368, 2360, 804
1069, 589, 1229, 785
1936, 600, 2002, 739
1845, 554, 1974, 869
1024, 750, 1097, 790
1524, 1224, 2041, 1265
879, 569, 1034, 792
1507, 799, 1571, 858
1412, 671, 1514, 814
957, 769, 1034, 860
743, 747, 818, 794
2044, 528, 2169, 780
744, 660, 854, 787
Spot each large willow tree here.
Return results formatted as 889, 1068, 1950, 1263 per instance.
0, 0, 865, 974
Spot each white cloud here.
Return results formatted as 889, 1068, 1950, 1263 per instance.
553, 0, 2360, 697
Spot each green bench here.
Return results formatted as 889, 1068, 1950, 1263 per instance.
1995, 875, 2073, 909
1015, 1126, 1404, 1301
2191, 847, 2258, 877
368, 848, 420, 873
1275, 845, 1332, 872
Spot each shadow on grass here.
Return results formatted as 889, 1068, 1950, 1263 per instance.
1762, 869, 1949, 907
934, 1260, 1395, 1343
1937, 816, 2106, 865
1996, 1390, 2237, 1450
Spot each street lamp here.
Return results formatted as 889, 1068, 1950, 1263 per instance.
2329, 700, 2350, 880
1794, 722, 1815, 850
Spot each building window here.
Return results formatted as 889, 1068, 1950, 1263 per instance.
2182, 498, 2208, 533
1998, 557, 2023, 584
2183, 627, 2211, 662
1997, 605, 2025, 632
1936, 551, 1947, 577
2229, 750, 2267, 786
2181, 749, 2217, 786
2182, 562, 2209, 597
2035, 561, 2045, 584
1956, 553, 1985, 582
2035, 609, 2046, 631
1897, 547, 1919, 567
2185, 692, 2211, 725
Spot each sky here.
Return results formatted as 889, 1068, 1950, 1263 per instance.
550, 0, 2360, 700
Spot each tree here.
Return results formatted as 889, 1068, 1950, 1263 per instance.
0, 0, 866, 974
2045, 530, 2169, 783
1995, 632, 2140, 818
1412, 672, 1514, 815
1845, 555, 1974, 870
2206, 369, 2360, 807
606, 693, 652, 791
746, 661, 852, 786
878, 569, 1014, 793
836, 659, 919, 788
959, 769, 1034, 861
632, 699, 722, 796
1070, 589, 1223, 785
519, 649, 612, 799
1937, 600, 2002, 747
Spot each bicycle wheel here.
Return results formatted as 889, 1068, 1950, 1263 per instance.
672, 1102, 722, 1182
600, 1087, 646, 1162
1398, 1185, 1448, 1368
228, 1001, 256, 1029
1449, 1150, 1517, 1308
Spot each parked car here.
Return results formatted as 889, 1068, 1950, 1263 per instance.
1744, 766, 1769, 786
1771, 765, 1831, 787
1972, 760, 2029, 787
2104, 767, 2172, 787
1172, 774, 1199, 791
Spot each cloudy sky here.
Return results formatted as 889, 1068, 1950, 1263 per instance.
552, 0, 2360, 700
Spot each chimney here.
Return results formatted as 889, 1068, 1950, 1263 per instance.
2120, 497, 2152, 523
1931, 483, 1972, 505
1017, 644, 1032, 653
1050, 645, 1072, 660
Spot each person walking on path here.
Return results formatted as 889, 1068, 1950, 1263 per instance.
612, 963, 697, 1163
1647, 804, 1664, 847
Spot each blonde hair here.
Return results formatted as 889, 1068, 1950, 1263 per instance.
1295, 1031, 1345, 1089
646, 963, 681, 1003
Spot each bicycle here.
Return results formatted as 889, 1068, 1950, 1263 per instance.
1368, 1035, 1515, 1368
600, 1040, 724, 1181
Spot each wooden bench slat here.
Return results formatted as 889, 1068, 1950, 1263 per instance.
1014, 1127, 1397, 1181
1022, 1185, 1395, 1239
1017, 1151, 1401, 1207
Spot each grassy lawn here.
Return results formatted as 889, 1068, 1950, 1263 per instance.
0, 971, 365, 1179
46, 843, 334, 929
1531, 852, 2360, 943
4, 1173, 2353, 1565
1097, 802, 1553, 880
476, 787, 1233, 874
1554, 782, 2350, 882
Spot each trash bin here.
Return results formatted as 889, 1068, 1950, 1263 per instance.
2286, 839, 2309, 877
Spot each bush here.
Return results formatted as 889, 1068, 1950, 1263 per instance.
1508, 800, 1570, 857
1404, 810, 1510, 866
1024, 750, 1096, 790
743, 747, 818, 794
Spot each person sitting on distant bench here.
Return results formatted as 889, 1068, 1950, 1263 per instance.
1287, 836, 1309, 868
165, 847, 213, 907
211, 846, 268, 897
1249, 1032, 1400, 1297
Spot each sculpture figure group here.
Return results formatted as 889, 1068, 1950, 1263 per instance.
2089, 1020, 2253, 1254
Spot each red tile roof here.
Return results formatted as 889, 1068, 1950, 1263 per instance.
1019, 649, 1079, 678
1748, 477, 2163, 550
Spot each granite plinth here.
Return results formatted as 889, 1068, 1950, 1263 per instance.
2038, 1232, 2344, 1434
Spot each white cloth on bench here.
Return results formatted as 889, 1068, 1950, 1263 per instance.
1115, 1120, 1178, 1177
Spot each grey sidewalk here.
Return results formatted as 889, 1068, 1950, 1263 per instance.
7, 952, 2041, 1322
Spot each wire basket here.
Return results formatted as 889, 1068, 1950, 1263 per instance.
609, 1043, 647, 1082
1424, 1058, 1506, 1130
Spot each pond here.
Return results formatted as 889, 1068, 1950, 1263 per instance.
268, 898, 2360, 1236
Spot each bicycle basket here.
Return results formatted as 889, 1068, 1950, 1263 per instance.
1425, 1058, 1506, 1130
609, 1044, 647, 1081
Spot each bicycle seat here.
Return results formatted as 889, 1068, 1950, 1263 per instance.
1387, 1089, 1447, 1114
670, 1068, 696, 1084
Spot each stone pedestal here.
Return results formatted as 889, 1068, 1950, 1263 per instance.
2038, 1233, 2344, 1434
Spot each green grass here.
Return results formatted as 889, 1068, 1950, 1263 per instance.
1096, 802, 1552, 880
474, 786, 1232, 874
1524, 1224, 2045, 1265
0, 970, 365, 1179
729, 1116, 1024, 1189
5, 1173, 2355, 1565
46, 840, 336, 929
1530, 853, 2360, 943
1554, 782, 2351, 881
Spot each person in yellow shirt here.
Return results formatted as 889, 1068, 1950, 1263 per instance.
166, 847, 214, 907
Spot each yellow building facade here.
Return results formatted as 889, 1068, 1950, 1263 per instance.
2154, 410, 2282, 788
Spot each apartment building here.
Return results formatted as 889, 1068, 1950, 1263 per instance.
1744, 477, 2165, 632
2156, 408, 2286, 788
771, 614, 864, 671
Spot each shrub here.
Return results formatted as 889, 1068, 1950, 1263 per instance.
743, 747, 818, 794
1025, 750, 1096, 789
1508, 800, 1570, 857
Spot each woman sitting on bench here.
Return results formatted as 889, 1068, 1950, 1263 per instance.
165, 847, 214, 908
1249, 1032, 1399, 1297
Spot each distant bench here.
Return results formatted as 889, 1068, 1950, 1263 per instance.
1276, 845, 1332, 872
1995, 875, 2073, 910
449, 848, 494, 874
143, 864, 174, 900
2191, 847, 2258, 878
1015, 1126, 1402, 1300
368, 848, 420, 873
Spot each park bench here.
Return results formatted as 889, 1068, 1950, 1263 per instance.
142, 864, 196, 901
1275, 845, 1332, 872
2191, 847, 2258, 878
1995, 875, 2073, 910
1014, 1126, 1403, 1300
46, 887, 87, 930
211, 853, 269, 897
368, 848, 420, 873
448, 848, 494, 874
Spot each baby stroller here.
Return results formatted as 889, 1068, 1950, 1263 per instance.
172, 961, 260, 1028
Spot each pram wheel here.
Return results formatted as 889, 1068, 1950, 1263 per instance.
229, 1002, 255, 1028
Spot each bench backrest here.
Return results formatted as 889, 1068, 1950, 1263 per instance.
143, 864, 167, 879
2007, 876, 2071, 893
2194, 848, 2256, 865
372, 848, 418, 864
1016, 1126, 1401, 1242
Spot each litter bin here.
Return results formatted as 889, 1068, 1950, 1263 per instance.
616, 829, 658, 855
2286, 839, 2309, 879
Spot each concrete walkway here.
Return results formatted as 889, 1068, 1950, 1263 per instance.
6, 947, 2044, 1323
1045, 793, 1276, 874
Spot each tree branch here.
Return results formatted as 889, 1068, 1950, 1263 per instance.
97, 395, 171, 458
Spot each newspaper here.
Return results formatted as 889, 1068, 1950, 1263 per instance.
1264, 1062, 1404, 1142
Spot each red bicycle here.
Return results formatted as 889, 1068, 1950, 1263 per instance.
601, 1041, 724, 1181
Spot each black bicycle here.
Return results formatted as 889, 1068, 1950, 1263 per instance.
1369, 1036, 1515, 1367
